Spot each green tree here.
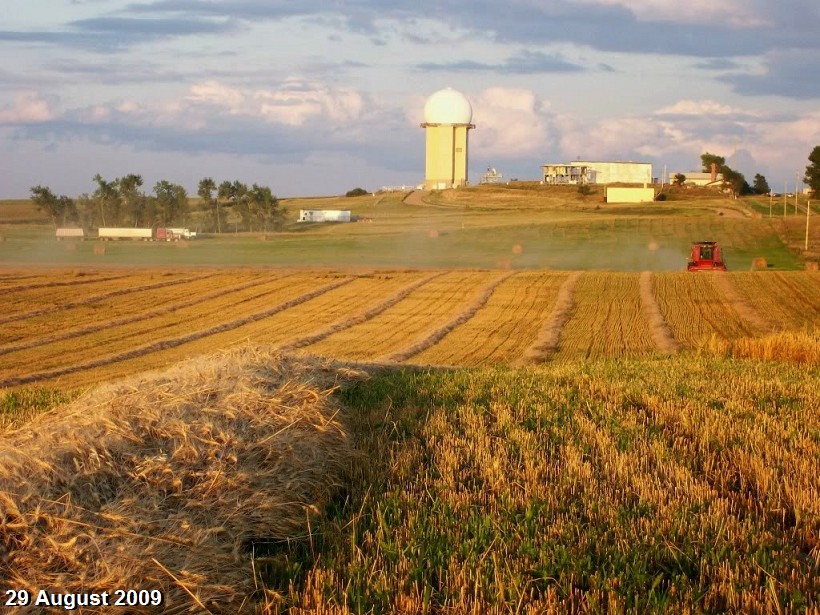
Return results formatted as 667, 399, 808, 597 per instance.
700, 152, 726, 173
345, 187, 368, 197
721, 167, 751, 198
117, 174, 145, 227
804, 145, 820, 197
198, 177, 219, 232
752, 173, 771, 195
30, 186, 77, 227
673, 173, 686, 186
92, 174, 120, 227
153, 181, 188, 226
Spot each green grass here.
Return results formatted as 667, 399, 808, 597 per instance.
0, 387, 83, 429
0, 187, 807, 270
274, 356, 819, 613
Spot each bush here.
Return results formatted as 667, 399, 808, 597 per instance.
345, 187, 369, 198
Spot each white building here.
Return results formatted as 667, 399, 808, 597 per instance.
668, 172, 723, 187
542, 161, 652, 185
298, 209, 351, 223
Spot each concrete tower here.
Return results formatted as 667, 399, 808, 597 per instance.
420, 88, 474, 190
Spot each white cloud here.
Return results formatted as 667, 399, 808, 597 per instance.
655, 99, 757, 117
570, 0, 765, 27
0, 91, 54, 124
185, 78, 365, 127
471, 87, 556, 157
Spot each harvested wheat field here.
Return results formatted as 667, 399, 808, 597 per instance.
0, 346, 363, 614
0, 268, 818, 392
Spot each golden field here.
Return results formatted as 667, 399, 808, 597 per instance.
0, 267, 817, 396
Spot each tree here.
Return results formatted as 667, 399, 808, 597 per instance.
700, 152, 726, 174
345, 187, 368, 197
198, 177, 219, 232
92, 174, 120, 227
721, 167, 751, 199
804, 145, 820, 197
153, 181, 188, 225
117, 174, 145, 227
673, 173, 686, 186
30, 185, 77, 227
752, 173, 771, 195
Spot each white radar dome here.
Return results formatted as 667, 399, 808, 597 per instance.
423, 88, 473, 125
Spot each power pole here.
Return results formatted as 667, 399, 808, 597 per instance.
795, 172, 799, 216
784, 181, 787, 216
769, 190, 773, 217
807, 200, 812, 252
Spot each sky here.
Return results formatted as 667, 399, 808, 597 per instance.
1, 0, 819, 198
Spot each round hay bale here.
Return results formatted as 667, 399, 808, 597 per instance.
512, 244, 523, 255
751, 257, 768, 270
648, 241, 659, 252
93, 243, 106, 255
806, 261, 819, 271
427, 229, 439, 238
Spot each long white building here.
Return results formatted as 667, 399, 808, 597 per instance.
542, 161, 653, 185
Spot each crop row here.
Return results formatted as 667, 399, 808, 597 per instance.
0, 269, 816, 390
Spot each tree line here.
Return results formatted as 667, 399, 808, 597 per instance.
671, 146, 820, 199
30, 175, 284, 233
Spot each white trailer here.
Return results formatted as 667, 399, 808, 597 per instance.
298, 209, 351, 222
55, 228, 85, 240
98, 227, 153, 240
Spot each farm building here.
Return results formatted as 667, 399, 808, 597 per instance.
421, 88, 475, 190
668, 171, 723, 187
298, 209, 351, 223
542, 161, 652, 185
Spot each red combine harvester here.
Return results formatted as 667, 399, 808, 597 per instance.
687, 241, 727, 271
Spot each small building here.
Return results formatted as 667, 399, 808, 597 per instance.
668, 172, 723, 187
479, 167, 503, 184
298, 209, 351, 223
542, 161, 652, 185
606, 187, 656, 203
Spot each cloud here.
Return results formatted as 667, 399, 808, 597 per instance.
471, 88, 556, 158
724, 50, 820, 99
694, 58, 743, 71
0, 16, 237, 51
417, 50, 586, 74
0, 92, 55, 124
655, 100, 758, 117
570, 0, 765, 27
122, 0, 820, 58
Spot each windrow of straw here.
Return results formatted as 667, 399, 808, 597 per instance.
385, 271, 515, 363
0, 347, 363, 613
521, 271, 582, 363
710, 273, 775, 334
0, 277, 353, 389
639, 271, 680, 354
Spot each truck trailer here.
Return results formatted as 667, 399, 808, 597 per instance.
97, 227, 180, 241
55, 228, 86, 240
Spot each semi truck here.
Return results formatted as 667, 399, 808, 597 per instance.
97, 228, 181, 241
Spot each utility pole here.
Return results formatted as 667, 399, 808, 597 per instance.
784, 181, 787, 216
807, 200, 812, 252
795, 172, 799, 216
769, 190, 773, 217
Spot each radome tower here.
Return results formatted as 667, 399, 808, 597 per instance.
420, 88, 474, 190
